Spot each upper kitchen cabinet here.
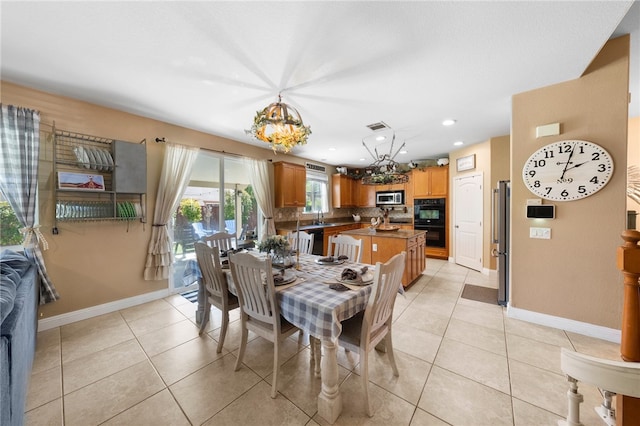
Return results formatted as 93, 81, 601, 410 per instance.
354, 180, 375, 207
274, 162, 306, 208
412, 165, 448, 198
332, 173, 355, 208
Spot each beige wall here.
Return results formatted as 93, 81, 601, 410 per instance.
510, 35, 629, 329
1, 81, 319, 318
449, 135, 510, 271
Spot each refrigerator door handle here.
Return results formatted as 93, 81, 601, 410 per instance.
491, 188, 499, 244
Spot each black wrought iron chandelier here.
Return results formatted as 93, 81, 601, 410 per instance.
246, 94, 311, 153
361, 131, 409, 185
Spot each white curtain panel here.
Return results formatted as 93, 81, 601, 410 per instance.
144, 143, 199, 280
245, 158, 276, 240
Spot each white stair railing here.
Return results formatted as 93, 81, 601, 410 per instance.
559, 348, 640, 426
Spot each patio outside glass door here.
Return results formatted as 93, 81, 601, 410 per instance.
170, 152, 258, 294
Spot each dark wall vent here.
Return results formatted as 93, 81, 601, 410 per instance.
366, 121, 390, 132
306, 162, 326, 173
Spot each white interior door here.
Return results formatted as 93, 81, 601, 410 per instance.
454, 173, 483, 271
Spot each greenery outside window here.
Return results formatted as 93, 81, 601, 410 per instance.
304, 171, 328, 214
0, 200, 22, 248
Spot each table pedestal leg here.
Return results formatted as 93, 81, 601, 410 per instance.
318, 339, 342, 424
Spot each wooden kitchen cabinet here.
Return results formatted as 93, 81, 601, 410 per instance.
412, 165, 448, 197
354, 180, 375, 207
375, 182, 405, 193
323, 223, 362, 255
426, 243, 448, 259
274, 162, 306, 208
332, 174, 355, 208
341, 229, 427, 287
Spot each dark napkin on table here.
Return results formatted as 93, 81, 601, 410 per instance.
319, 255, 349, 263
273, 269, 286, 284
340, 266, 368, 281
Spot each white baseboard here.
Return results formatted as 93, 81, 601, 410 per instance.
38, 289, 170, 331
506, 305, 621, 344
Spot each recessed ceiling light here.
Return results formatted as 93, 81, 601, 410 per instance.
454, 141, 464, 146
399, 150, 408, 154
328, 147, 336, 151
359, 158, 366, 161
375, 136, 386, 141
442, 119, 457, 126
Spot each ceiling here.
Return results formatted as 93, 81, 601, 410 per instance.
2, 1, 638, 168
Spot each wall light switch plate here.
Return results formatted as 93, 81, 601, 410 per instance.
530, 227, 551, 239
372, 243, 378, 252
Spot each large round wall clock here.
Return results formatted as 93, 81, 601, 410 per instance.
522, 140, 614, 201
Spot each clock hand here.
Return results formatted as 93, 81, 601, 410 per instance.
563, 161, 589, 173
559, 143, 576, 180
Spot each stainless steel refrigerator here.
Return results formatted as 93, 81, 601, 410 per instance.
492, 180, 510, 306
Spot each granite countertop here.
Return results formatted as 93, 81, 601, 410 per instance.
276, 222, 360, 232
276, 216, 413, 232
341, 228, 426, 239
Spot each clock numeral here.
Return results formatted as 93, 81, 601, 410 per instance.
560, 189, 569, 198
534, 180, 541, 188
592, 152, 600, 161
590, 176, 599, 184
544, 150, 555, 159
528, 170, 536, 177
558, 144, 572, 154
597, 164, 606, 172
545, 187, 552, 195
578, 145, 585, 154
578, 185, 586, 194
533, 159, 546, 168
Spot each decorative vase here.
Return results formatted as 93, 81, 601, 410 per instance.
271, 250, 293, 267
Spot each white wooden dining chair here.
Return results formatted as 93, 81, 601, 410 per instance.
194, 243, 240, 353
287, 230, 315, 255
338, 251, 406, 416
202, 231, 235, 252
328, 234, 363, 263
229, 252, 301, 398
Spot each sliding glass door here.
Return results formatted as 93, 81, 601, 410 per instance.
170, 151, 258, 294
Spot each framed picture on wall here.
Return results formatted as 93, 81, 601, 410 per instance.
57, 172, 105, 191
456, 154, 476, 172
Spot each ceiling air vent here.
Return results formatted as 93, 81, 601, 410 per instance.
366, 121, 390, 132
306, 162, 326, 173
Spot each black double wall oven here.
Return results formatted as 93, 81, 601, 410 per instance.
414, 198, 446, 249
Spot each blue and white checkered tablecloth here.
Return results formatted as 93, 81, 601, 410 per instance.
183, 252, 373, 341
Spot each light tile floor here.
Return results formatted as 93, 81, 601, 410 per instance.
25, 259, 620, 425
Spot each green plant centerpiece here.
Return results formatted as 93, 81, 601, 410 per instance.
257, 235, 292, 266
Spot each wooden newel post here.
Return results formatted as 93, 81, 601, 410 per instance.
616, 230, 640, 425
618, 230, 640, 362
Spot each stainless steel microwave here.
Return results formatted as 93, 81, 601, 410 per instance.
376, 190, 404, 206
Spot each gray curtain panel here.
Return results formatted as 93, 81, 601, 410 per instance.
0, 104, 59, 304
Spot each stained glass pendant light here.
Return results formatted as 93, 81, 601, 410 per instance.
246, 94, 311, 153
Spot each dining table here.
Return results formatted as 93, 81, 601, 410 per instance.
183, 250, 376, 424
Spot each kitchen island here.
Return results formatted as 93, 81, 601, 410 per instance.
341, 228, 426, 287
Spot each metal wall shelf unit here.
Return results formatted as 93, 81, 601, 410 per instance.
53, 128, 147, 229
